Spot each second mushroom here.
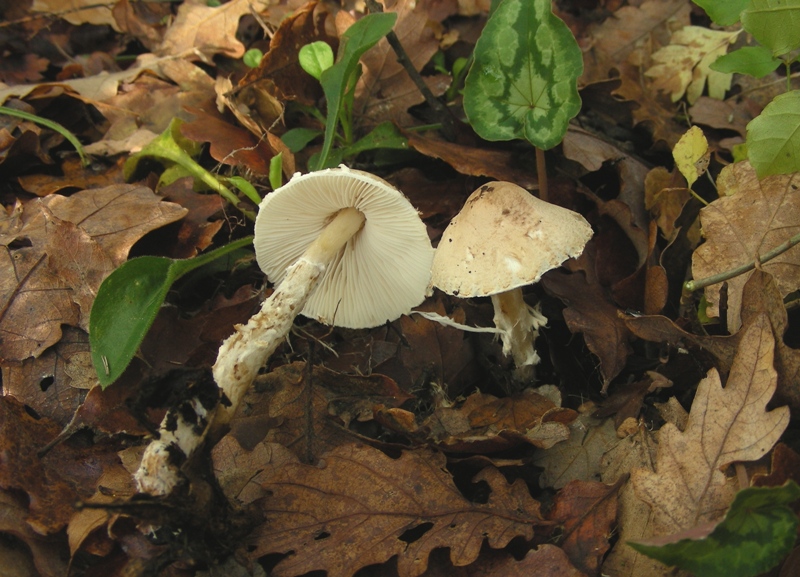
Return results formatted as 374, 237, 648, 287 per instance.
430, 181, 592, 375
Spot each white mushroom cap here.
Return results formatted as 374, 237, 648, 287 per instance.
431, 181, 592, 297
254, 166, 434, 329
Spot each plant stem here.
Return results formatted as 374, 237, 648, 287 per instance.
364, 0, 457, 141
0, 105, 89, 166
535, 146, 548, 202
684, 230, 800, 292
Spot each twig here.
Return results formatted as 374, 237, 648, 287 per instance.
684, 231, 800, 292
364, 0, 457, 141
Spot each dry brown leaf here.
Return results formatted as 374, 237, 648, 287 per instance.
157, 0, 271, 59
249, 443, 549, 577
582, 0, 690, 85
237, 362, 412, 461
644, 166, 690, 242
692, 161, 800, 331
31, 0, 120, 31
631, 315, 789, 538
533, 414, 618, 489
541, 270, 634, 392
357, 0, 449, 127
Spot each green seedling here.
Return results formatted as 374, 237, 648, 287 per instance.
462, 0, 583, 200
0, 105, 90, 166
124, 118, 256, 219
629, 481, 800, 577
243, 48, 264, 68
90, 236, 254, 387
290, 12, 408, 171
698, 0, 800, 177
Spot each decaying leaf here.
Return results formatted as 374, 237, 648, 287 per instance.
249, 443, 549, 577
672, 125, 709, 186
631, 316, 789, 538
645, 26, 737, 104
692, 161, 800, 331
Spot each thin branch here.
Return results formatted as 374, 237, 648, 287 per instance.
364, 0, 457, 141
684, 231, 800, 292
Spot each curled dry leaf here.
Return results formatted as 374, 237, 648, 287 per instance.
250, 443, 549, 577
692, 161, 800, 331
631, 315, 789, 537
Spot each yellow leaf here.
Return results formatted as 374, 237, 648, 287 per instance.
673, 125, 709, 186
645, 26, 738, 104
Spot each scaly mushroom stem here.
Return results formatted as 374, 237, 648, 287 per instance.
135, 208, 365, 496
213, 207, 365, 427
490, 289, 548, 369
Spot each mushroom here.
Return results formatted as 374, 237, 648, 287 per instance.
430, 181, 592, 374
214, 165, 435, 424
135, 166, 433, 496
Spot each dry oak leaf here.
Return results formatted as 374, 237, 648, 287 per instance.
582, 0, 690, 85
692, 161, 800, 332
158, 0, 271, 59
249, 443, 549, 577
631, 315, 789, 538
645, 26, 737, 104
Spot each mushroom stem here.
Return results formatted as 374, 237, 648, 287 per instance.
135, 207, 365, 496
213, 207, 366, 427
490, 289, 548, 370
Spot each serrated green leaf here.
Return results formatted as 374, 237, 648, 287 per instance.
741, 0, 800, 56
299, 41, 334, 80
90, 237, 254, 387
629, 481, 800, 577
462, 0, 582, 150
746, 90, 800, 177
692, 0, 750, 25
711, 46, 782, 78
313, 12, 397, 171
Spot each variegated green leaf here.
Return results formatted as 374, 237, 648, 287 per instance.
463, 0, 582, 150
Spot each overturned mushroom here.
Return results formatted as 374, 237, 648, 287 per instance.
136, 166, 433, 496
430, 181, 592, 374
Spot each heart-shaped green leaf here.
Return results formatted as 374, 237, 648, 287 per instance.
90, 236, 253, 387
463, 0, 583, 150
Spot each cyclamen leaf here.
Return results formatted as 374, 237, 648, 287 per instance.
741, 0, 800, 56
746, 90, 800, 177
629, 481, 800, 577
462, 0, 582, 150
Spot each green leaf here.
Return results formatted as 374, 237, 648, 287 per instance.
281, 127, 322, 153
90, 236, 254, 387
243, 48, 264, 68
746, 90, 800, 177
269, 152, 283, 190
692, 0, 750, 25
629, 481, 800, 577
310, 121, 408, 167
741, 0, 800, 56
299, 41, 335, 80
711, 46, 782, 78
313, 12, 397, 171
462, 0, 583, 150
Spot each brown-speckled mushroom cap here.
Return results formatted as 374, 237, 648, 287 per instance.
430, 181, 592, 297
254, 166, 434, 329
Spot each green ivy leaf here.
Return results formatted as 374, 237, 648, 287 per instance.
692, 0, 749, 25
629, 481, 800, 577
90, 236, 254, 387
313, 12, 397, 171
746, 90, 800, 177
741, 0, 800, 56
462, 0, 582, 150
711, 46, 782, 78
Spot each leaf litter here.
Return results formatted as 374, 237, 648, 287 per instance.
1, 0, 799, 576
